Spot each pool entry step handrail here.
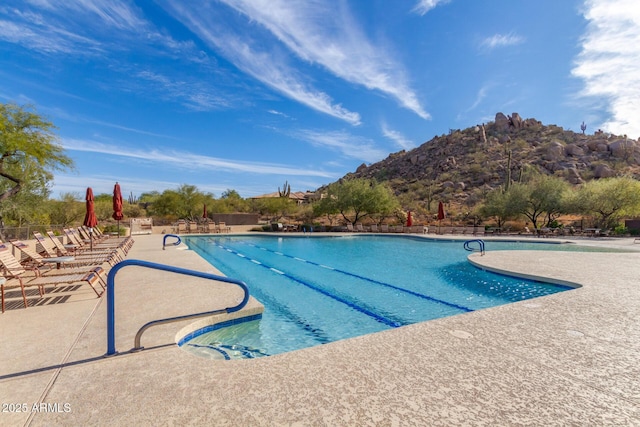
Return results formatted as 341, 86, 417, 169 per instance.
163, 234, 182, 250
464, 239, 485, 255
105, 259, 250, 356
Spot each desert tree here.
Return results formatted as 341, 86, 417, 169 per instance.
315, 178, 399, 225
575, 177, 640, 230
506, 175, 570, 232
0, 103, 73, 225
478, 187, 520, 229
46, 192, 84, 227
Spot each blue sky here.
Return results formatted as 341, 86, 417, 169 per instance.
1, 0, 639, 199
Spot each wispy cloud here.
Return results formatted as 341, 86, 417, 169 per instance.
268, 109, 292, 119
480, 33, 524, 50
61, 138, 336, 178
162, 1, 361, 125
572, 0, 640, 138
135, 70, 231, 111
468, 84, 490, 111
0, 15, 101, 54
51, 173, 261, 199
296, 130, 387, 163
411, 0, 451, 16
201, 0, 429, 120
381, 122, 415, 150
0, 1, 196, 57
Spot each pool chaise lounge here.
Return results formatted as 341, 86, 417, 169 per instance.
63, 228, 125, 262
37, 231, 119, 266
8, 239, 108, 288
78, 226, 134, 253
0, 243, 103, 312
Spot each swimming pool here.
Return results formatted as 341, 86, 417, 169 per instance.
180, 235, 579, 360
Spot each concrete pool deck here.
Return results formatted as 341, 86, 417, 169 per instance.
1, 233, 639, 425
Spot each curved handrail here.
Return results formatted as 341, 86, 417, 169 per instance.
464, 239, 485, 256
162, 234, 182, 250
106, 259, 250, 356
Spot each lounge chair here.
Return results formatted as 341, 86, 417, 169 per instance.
369, 224, 379, 232
207, 222, 217, 233
78, 226, 133, 251
346, 224, 354, 232
77, 226, 108, 243
380, 224, 389, 233
355, 223, 364, 232
216, 222, 230, 233
9, 240, 107, 288
176, 221, 187, 234
42, 232, 116, 265
0, 274, 42, 313
0, 243, 103, 312
63, 229, 124, 262
79, 226, 133, 253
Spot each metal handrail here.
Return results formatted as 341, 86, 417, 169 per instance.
163, 234, 182, 250
105, 259, 250, 356
464, 239, 485, 255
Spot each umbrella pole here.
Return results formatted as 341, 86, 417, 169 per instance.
89, 228, 93, 251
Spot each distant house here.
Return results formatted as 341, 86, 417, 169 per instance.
250, 191, 318, 204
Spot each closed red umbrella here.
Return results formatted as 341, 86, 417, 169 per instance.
202, 203, 208, 220
83, 187, 98, 250
437, 202, 445, 221
437, 201, 445, 234
406, 211, 413, 227
112, 182, 124, 237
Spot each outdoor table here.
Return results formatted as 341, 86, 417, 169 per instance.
41, 256, 75, 269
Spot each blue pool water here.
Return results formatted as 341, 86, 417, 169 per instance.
180, 235, 579, 359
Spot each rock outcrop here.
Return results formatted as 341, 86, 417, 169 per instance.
335, 112, 640, 208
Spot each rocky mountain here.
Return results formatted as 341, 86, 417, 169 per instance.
340, 112, 640, 210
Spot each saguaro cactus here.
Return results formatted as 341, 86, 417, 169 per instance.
278, 180, 291, 198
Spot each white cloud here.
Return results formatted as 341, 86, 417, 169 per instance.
135, 70, 230, 111
51, 173, 262, 199
61, 138, 337, 178
468, 84, 491, 111
412, 0, 451, 16
381, 123, 415, 150
213, 0, 429, 120
162, 2, 362, 125
296, 130, 388, 163
70, 0, 146, 30
0, 1, 195, 57
268, 110, 287, 117
572, 0, 640, 138
480, 33, 524, 50
0, 17, 100, 54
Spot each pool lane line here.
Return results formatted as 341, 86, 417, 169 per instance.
185, 240, 334, 345
212, 241, 405, 328
235, 239, 473, 313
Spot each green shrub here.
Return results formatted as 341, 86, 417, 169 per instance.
613, 225, 628, 236
101, 224, 126, 236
